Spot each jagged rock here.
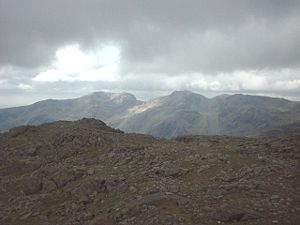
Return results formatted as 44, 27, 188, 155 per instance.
41, 166, 85, 189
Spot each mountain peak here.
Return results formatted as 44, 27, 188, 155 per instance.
170, 90, 194, 95
110, 92, 137, 101
170, 90, 206, 98
91, 91, 138, 101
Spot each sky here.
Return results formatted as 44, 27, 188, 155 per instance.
0, 0, 300, 107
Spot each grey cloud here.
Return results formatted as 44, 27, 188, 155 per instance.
1, 0, 300, 73
1, 0, 300, 107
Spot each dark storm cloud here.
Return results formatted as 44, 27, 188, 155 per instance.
1, 0, 300, 73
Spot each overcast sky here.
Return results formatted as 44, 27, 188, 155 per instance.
0, 0, 300, 107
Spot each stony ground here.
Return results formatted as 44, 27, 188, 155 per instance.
0, 118, 299, 225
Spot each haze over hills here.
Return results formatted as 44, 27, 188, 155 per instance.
0, 91, 299, 138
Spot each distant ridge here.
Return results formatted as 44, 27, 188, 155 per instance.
0, 91, 299, 137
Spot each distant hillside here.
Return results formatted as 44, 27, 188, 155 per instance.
0, 91, 299, 137
115, 91, 300, 137
0, 92, 142, 132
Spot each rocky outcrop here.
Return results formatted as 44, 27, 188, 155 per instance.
0, 119, 300, 225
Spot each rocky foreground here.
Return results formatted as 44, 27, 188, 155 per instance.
0, 118, 300, 225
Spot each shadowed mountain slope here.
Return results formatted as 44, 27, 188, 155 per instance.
259, 121, 300, 137
115, 91, 300, 137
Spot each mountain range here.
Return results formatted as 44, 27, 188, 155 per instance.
0, 91, 299, 138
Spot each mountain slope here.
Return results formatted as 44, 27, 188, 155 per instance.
216, 94, 300, 136
115, 91, 212, 138
259, 121, 300, 137
0, 92, 142, 132
1, 119, 300, 225
116, 91, 300, 137
0, 91, 299, 137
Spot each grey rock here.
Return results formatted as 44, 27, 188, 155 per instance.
212, 208, 259, 223
71, 178, 121, 203
24, 146, 40, 156
42, 178, 57, 192
22, 176, 42, 195
89, 214, 116, 225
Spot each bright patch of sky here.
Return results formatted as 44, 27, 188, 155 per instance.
33, 45, 120, 82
